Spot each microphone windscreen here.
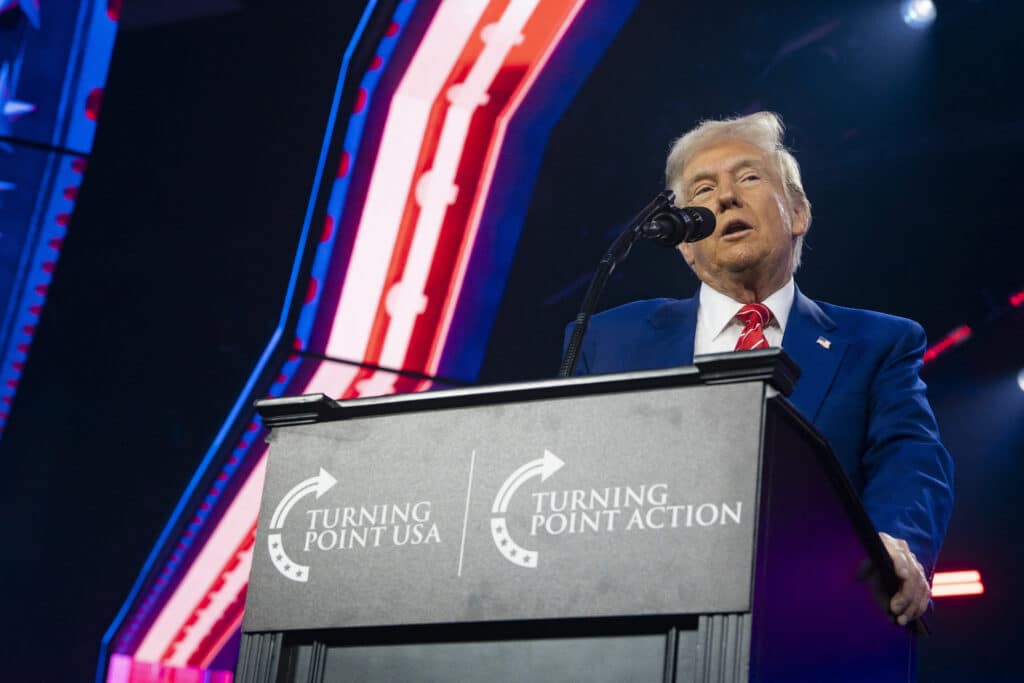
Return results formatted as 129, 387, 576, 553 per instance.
682, 206, 715, 242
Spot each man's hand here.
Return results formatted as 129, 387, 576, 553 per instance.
879, 532, 930, 625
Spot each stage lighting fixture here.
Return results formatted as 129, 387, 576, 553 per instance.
1017, 369, 1024, 393
901, 0, 936, 29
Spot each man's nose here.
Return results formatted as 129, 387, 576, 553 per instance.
716, 179, 742, 211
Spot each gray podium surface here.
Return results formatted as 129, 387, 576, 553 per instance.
237, 351, 916, 683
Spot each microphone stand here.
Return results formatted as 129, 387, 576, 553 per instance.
558, 190, 676, 378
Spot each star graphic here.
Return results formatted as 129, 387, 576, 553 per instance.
0, 0, 40, 28
0, 61, 37, 152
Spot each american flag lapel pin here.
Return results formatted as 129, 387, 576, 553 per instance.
816, 336, 831, 350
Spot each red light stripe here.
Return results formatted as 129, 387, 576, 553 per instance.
933, 570, 981, 584
932, 569, 984, 598
195, 607, 246, 669
192, 579, 249, 668
1010, 289, 1024, 307
932, 582, 984, 597
923, 324, 972, 364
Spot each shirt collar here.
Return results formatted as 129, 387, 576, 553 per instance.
698, 277, 796, 338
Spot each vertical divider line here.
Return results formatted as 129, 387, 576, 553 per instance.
457, 449, 477, 577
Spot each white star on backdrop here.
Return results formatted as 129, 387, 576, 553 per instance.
0, 61, 37, 153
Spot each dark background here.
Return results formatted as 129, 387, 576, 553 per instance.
1, 0, 1021, 680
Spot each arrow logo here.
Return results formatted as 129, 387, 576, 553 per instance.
267, 468, 337, 582
491, 450, 565, 569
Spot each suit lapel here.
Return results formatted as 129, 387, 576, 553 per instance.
646, 295, 698, 368
640, 289, 844, 422
782, 288, 846, 422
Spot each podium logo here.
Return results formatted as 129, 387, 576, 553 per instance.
267, 468, 338, 582
490, 451, 746, 571
490, 449, 564, 569
266, 468, 443, 583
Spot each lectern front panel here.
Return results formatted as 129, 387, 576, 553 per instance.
243, 382, 765, 632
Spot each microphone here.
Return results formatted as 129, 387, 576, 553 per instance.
558, 190, 712, 377
641, 205, 715, 246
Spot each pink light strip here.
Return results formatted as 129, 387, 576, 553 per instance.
306, 0, 489, 398
106, 654, 234, 683
133, 451, 268, 663
165, 526, 256, 666
106, 653, 132, 683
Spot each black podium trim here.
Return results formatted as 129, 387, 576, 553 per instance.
236, 632, 282, 683
256, 349, 797, 428
245, 614, 705, 683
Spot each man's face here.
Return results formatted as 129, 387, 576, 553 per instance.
676, 138, 808, 291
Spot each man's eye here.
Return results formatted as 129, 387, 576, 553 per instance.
741, 174, 760, 182
694, 186, 712, 195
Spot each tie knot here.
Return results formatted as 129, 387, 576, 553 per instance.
736, 303, 773, 328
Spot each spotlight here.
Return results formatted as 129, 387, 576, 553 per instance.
1018, 369, 1024, 393
902, 0, 937, 29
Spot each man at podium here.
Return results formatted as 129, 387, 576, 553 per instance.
569, 111, 953, 628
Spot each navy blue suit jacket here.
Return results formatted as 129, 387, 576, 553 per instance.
570, 287, 954, 575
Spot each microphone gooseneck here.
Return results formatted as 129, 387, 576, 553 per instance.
558, 191, 716, 378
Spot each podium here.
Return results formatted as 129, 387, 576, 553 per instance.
237, 350, 918, 682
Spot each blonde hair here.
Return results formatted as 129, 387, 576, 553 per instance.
665, 112, 812, 271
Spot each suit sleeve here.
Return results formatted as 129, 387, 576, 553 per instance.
860, 321, 954, 576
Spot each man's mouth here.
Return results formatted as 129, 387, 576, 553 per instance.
721, 219, 754, 239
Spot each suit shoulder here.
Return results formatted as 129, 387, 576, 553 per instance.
590, 298, 679, 326
815, 300, 926, 341
566, 298, 684, 349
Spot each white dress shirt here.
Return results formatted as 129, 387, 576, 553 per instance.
693, 278, 795, 356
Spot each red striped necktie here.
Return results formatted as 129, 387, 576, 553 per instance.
734, 303, 774, 351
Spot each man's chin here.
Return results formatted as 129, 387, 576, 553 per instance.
720, 253, 763, 274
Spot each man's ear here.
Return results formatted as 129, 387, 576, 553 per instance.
678, 243, 696, 267
791, 201, 809, 237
